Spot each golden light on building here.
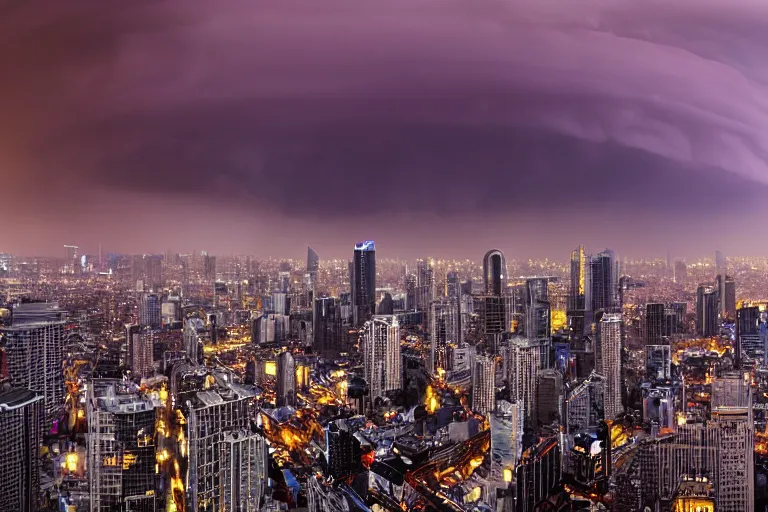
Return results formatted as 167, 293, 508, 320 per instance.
265, 360, 277, 376
503, 468, 513, 482
65, 452, 78, 473
551, 310, 567, 332
296, 364, 310, 388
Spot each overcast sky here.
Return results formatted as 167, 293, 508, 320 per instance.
2, 0, 768, 260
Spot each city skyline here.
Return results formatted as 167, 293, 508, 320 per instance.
3, 0, 768, 257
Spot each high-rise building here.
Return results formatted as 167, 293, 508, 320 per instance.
87, 380, 158, 512
567, 372, 604, 433
472, 354, 496, 415
180, 371, 264, 510
306, 246, 319, 275
599, 313, 623, 420
489, 400, 523, 508
63, 244, 78, 273
642, 385, 674, 431
483, 249, 506, 296
645, 303, 665, 345
429, 297, 460, 373
184, 317, 206, 363
723, 276, 736, 319
674, 260, 687, 284
139, 293, 161, 329
590, 249, 618, 312
352, 241, 376, 326
325, 419, 363, 479
0, 303, 66, 424
144, 254, 163, 292
415, 259, 435, 313
277, 350, 296, 407
376, 292, 394, 315
446, 271, 460, 299
0, 388, 44, 512
313, 297, 342, 355
504, 337, 549, 423
204, 254, 217, 281
568, 245, 592, 336
711, 406, 754, 512
524, 278, 551, 339
711, 371, 750, 410
128, 325, 154, 379
272, 292, 291, 316
361, 315, 401, 401
535, 369, 563, 428
736, 305, 762, 364
696, 285, 718, 337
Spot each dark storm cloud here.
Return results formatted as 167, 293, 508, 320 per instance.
2, 0, 768, 254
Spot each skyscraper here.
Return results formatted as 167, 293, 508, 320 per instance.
63, 244, 78, 273
504, 337, 549, 423
277, 350, 296, 407
483, 249, 506, 296
568, 245, 592, 336
415, 259, 435, 313
599, 313, 623, 420
429, 297, 460, 373
524, 278, 551, 339
352, 240, 376, 326
139, 292, 161, 329
361, 315, 401, 402
306, 246, 320, 275
0, 388, 44, 512
536, 369, 563, 428
696, 285, 718, 337
204, 254, 217, 281
144, 254, 163, 292
128, 325, 154, 379
0, 302, 66, 424
711, 406, 754, 512
645, 303, 665, 345
590, 249, 618, 312
313, 297, 342, 355
736, 305, 761, 365
87, 380, 158, 512
472, 354, 496, 415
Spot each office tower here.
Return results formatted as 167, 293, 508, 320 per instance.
139, 292, 161, 329
127, 325, 154, 379
252, 313, 289, 344
0, 388, 44, 512
567, 373, 604, 433
144, 254, 163, 292
0, 303, 66, 424
474, 295, 506, 340
504, 337, 548, 423
446, 271, 460, 299
590, 249, 618, 312
184, 317, 205, 363
376, 292, 394, 315
182, 377, 261, 511
535, 369, 563, 428
515, 437, 561, 512
696, 285, 718, 337
471, 354, 496, 415
87, 380, 158, 512
736, 305, 762, 364
489, 400, 523, 509
220, 431, 270, 512
524, 278, 551, 339
204, 254, 216, 281
568, 245, 592, 336
277, 350, 296, 407
645, 303, 665, 345
361, 315, 401, 401
712, 406, 754, 512
715, 250, 727, 316
724, 276, 736, 319
672, 302, 687, 331
161, 297, 181, 326
306, 246, 319, 275
313, 297, 341, 355
277, 270, 291, 293
272, 292, 291, 316
429, 297, 460, 373
483, 249, 506, 296
415, 259, 435, 313
663, 307, 679, 337
352, 240, 376, 326
325, 419, 363, 479
646, 345, 672, 381
599, 313, 623, 420
711, 371, 750, 410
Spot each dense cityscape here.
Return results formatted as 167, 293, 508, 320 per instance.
1, 244, 767, 511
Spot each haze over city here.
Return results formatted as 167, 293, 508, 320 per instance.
3, 0, 768, 258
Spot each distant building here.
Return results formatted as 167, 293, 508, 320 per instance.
645, 303, 665, 345
306, 246, 320, 275
429, 297, 460, 373
646, 344, 672, 381
313, 297, 342, 355
536, 369, 563, 428
504, 337, 549, 423
139, 293, 161, 329
0, 388, 44, 512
